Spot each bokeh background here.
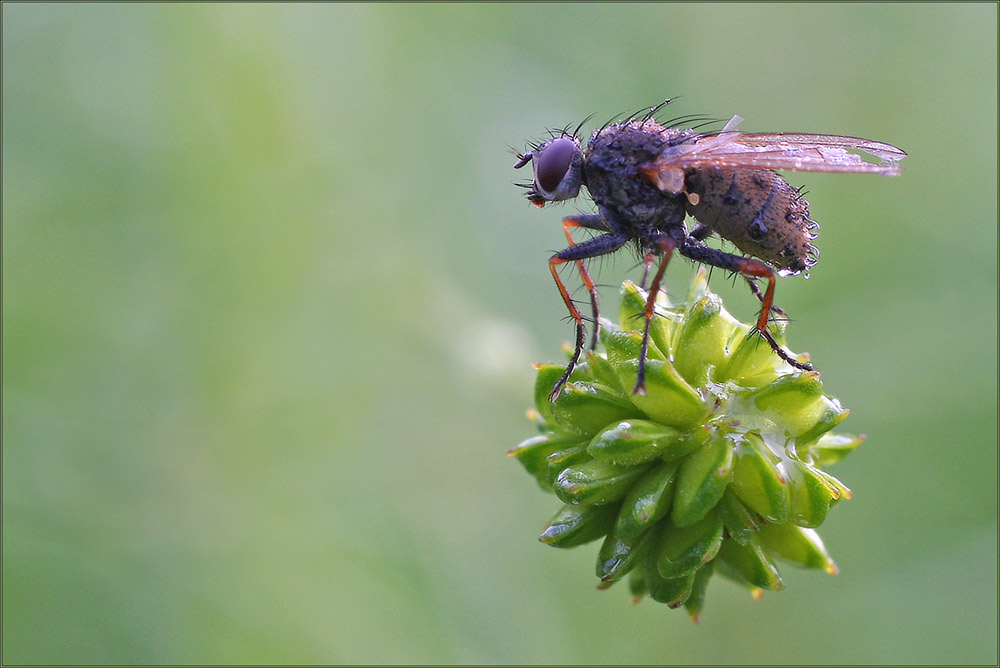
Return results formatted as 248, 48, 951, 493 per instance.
3, 3, 996, 664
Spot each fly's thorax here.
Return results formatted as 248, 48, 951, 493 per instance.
684, 168, 818, 273
584, 120, 692, 232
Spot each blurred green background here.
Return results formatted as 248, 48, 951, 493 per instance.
3, 3, 996, 664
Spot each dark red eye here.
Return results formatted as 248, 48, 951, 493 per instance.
535, 137, 576, 193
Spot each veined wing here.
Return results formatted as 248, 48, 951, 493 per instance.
649, 126, 907, 176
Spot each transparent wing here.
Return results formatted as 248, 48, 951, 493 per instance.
650, 125, 907, 176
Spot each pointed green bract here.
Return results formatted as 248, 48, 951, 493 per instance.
719, 325, 782, 384
509, 432, 587, 486
513, 271, 863, 618
717, 539, 785, 591
810, 433, 866, 466
550, 381, 643, 436
749, 371, 827, 436
618, 280, 651, 331
647, 566, 698, 608
729, 431, 790, 523
671, 433, 734, 527
614, 460, 679, 538
532, 363, 569, 426
587, 420, 683, 466
618, 358, 708, 429
544, 444, 589, 489
618, 281, 680, 355
786, 458, 835, 527
585, 349, 624, 392
596, 524, 654, 582
654, 511, 725, 580
684, 561, 714, 622
627, 558, 648, 601
718, 489, 761, 547
795, 398, 850, 445
553, 458, 652, 506
808, 464, 852, 502
602, 327, 666, 366
539, 503, 620, 548
757, 523, 838, 574
673, 293, 739, 387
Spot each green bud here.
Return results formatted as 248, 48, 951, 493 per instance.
613, 460, 679, 538
749, 371, 827, 436
717, 538, 785, 591
718, 325, 782, 387
672, 293, 739, 387
539, 503, 619, 548
654, 511, 725, 580
618, 280, 652, 331
808, 464, 853, 503
550, 381, 643, 436
553, 458, 652, 506
619, 282, 681, 355
729, 431, 790, 523
647, 567, 698, 608
786, 458, 835, 527
809, 433, 866, 467
602, 328, 664, 367
587, 420, 684, 466
671, 432, 734, 527
532, 363, 575, 426
757, 523, 838, 574
514, 271, 863, 617
544, 444, 590, 489
509, 432, 587, 490
618, 358, 709, 429
794, 398, 850, 447
585, 349, 624, 393
627, 558, 648, 602
596, 525, 654, 583
717, 489, 761, 547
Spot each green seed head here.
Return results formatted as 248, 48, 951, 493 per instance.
509, 270, 863, 620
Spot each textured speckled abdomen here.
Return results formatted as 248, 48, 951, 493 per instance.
684, 168, 817, 273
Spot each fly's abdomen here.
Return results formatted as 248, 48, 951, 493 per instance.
685, 168, 818, 273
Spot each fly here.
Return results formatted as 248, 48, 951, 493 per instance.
514, 100, 906, 401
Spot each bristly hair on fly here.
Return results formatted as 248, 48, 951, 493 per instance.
594, 98, 728, 145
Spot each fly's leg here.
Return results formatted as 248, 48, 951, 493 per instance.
639, 252, 655, 290
561, 214, 610, 350
688, 224, 714, 242
678, 242, 813, 371
745, 278, 787, 320
634, 235, 678, 395
643, 224, 712, 290
548, 232, 629, 401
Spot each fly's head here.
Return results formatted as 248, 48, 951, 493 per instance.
514, 134, 584, 207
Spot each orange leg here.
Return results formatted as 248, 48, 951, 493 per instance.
733, 258, 812, 372
546, 228, 628, 401
745, 277, 787, 320
562, 217, 602, 349
548, 255, 589, 399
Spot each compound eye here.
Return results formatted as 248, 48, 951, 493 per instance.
535, 137, 576, 194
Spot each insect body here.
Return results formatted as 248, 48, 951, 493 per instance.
515, 102, 906, 401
